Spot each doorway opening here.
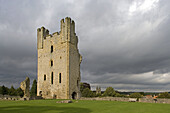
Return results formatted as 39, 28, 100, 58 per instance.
72, 92, 77, 100
39, 91, 42, 96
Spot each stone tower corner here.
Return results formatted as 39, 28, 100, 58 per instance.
60, 17, 76, 43
37, 26, 49, 49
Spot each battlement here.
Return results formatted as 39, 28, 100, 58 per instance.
60, 17, 75, 25
37, 17, 77, 49
37, 26, 49, 39
60, 17, 75, 35
37, 26, 49, 49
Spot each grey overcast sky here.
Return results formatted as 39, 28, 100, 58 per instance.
0, 0, 170, 92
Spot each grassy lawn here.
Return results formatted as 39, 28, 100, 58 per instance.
0, 99, 170, 113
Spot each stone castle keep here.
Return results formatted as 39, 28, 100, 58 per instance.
37, 17, 82, 99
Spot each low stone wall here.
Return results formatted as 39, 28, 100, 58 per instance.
0, 95, 21, 100
30, 96, 43, 100
0, 95, 43, 101
139, 98, 170, 104
1, 94, 169, 104
80, 97, 170, 104
80, 97, 129, 102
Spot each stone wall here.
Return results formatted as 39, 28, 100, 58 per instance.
80, 97, 129, 102
0, 95, 20, 100
80, 97, 170, 104
0, 94, 43, 101
139, 98, 170, 104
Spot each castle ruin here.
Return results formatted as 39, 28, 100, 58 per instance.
37, 17, 82, 99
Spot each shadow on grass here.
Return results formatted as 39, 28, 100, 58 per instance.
0, 105, 92, 113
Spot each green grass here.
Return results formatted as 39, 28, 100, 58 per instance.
0, 99, 170, 113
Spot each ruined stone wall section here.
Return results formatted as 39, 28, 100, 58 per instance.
80, 97, 170, 104
37, 17, 81, 99
69, 43, 81, 99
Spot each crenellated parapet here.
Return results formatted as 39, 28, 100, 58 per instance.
60, 17, 77, 44
37, 17, 78, 49
60, 17, 75, 35
37, 27, 49, 49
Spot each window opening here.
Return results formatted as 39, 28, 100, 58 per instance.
44, 74, 46, 81
51, 60, 53, 67
51, 45, 53, 53
59, 73, 61, 83
51, 72, 53, 84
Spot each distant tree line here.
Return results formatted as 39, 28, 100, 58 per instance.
80, 83, 170, 99
0, 85, 24, 97
80, 83, 144, 98
80, 83, 129, 98
0, 79, 37, 97
81, 86, 128, 98
158, 92, 170, 98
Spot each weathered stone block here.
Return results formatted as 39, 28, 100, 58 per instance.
56, 100, 73, 103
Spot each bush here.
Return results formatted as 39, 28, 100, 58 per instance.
80, 83, 84, 93
103, 87, 116, 97
115, 93, 123, 97
80, 82, 90, 93
130, 92, 142, 98
82, 88, 95, 97
0, 86, 2, 94
95, 93, 102, 97
158, 92, 170, 98
139, 92, 144, 96
9, 86, 17, 96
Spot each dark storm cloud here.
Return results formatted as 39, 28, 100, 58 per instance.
0, 0, 170, 91
0, 0, 42, 87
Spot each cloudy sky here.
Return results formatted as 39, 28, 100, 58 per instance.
0, 0, 170, 92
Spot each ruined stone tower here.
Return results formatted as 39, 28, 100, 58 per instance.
37, 17, 82, 99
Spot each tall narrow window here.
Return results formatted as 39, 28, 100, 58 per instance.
59, 73, 61, 83
51, 60, 53, 67
44, 74, 46, 81
51, 45, 53, 53
51, 72, 53, 84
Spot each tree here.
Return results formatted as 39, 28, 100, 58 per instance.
130, 92, 142, 98
80, 82, 90, 93
158, 92, 170, 98
30, 79, 37, 97
82, 88, 95, 97
9, 86, 17, 96
0, 85, 9, 95
139, 92, 144, 96
80, 83, 84, 93
16, 87, 24, 97
0, 86, 2, 94
103, 87, 116, 97
95, 93, 102, 97
115, 93, 122, 97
